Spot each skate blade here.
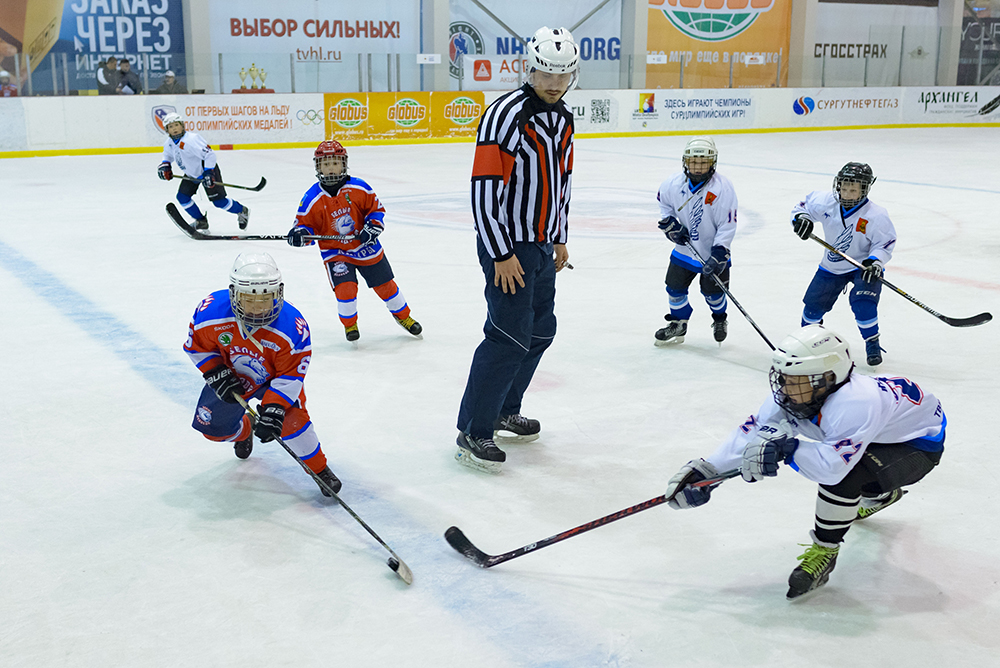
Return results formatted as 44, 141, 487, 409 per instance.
654, 335, 685, 347
493, 430, 540, 444
455, 447, 502, 474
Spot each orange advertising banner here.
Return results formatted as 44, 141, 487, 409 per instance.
430, 91, 485, 139
324, 91, 485, 142
324, 93, 371, 142
368, 92, 432, 141
646, 0, 791, 89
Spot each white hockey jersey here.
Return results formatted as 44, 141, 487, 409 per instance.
161, 131, 217, 178
706, 374, 945, 486
657, 171, 737, 270
791, 191, 896, 275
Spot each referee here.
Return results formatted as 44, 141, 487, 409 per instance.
455, 26, 579, 474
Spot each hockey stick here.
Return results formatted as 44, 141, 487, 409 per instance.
685, 243, 776, 350
167, 203, 355, 242
808, 233, 992, 328
233, 395, 413, 585
445, 469, 740, 569
178, 174, 267, 191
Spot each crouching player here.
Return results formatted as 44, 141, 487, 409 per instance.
184, 252, 342, 496
664, 325, 945, 599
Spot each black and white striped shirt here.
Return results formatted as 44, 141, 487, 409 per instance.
471, 84, 574, 261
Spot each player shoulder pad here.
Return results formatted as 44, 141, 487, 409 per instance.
344, 176, 375, 193
192, 289, 235, 323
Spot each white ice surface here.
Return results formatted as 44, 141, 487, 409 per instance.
2, 128, 999, 667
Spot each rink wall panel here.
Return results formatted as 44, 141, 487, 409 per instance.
1, 87, 999, 157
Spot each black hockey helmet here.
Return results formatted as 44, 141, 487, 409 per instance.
833, 162, 875, 208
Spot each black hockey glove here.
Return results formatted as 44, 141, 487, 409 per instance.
356, 221, 383, 247
657, 216, 690, 245
792, 213, 813, 240
665, 458, 720, 510
741, 435, 799, 482
702, 245, 730, 275
254, 404, 286, 443
200, 168, 216, 188
203, 366, 242, 404
157, 162, 173, 181
861, 258, 884, 283
287, 227, 311, 247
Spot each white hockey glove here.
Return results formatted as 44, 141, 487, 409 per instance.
665, 458, 721, 510
741, 434, 799, 482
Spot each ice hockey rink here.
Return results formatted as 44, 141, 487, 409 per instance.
2, 126, 998, 667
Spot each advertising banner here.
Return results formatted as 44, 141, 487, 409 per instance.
562, 90, 621, 134
430, 91, 484, 139
618, 88, 756, 132
646, 0, 791, 89
957, 17, 1000, 86
901, 86, 1000, 124
324, 93, 371, 142
0, 0, 186, 94
776, 88, 902, 127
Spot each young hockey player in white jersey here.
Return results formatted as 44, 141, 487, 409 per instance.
790, 162, 896, 366
157, 112, 249, 231
654, 137, 738, 346
664, 325, 945, 600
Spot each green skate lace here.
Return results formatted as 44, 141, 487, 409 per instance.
794, 543, 840, 575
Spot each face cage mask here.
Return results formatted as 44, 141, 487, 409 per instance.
684, 156, 717, 185
230, 284, 284, 331
834, 178, 871, 209
768, 368, 833, 420
316, 156, 348, 190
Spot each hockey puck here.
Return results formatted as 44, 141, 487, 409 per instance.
387, 557, 400, 572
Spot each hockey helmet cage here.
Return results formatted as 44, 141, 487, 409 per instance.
314, 140, 349, 190
683, 136, 718, 184
229, 252, 284, 331
769, 325, 854, 419
833, 162, 876, 208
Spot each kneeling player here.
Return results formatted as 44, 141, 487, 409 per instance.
184, 252, 342, 496
287, 140, 421, 342
158, 112, 249, 231
665, 325, 944, 599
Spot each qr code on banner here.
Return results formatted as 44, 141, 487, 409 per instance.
591, 98, 611, 124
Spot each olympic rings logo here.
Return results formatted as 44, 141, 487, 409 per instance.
297, 109, 324, 125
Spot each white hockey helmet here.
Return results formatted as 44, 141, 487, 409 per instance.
682, 136, 718, 183
229, 252, 284, 331
0, 70, 10, 80
768, 325, 854, 419
527, 27, 579, 92
162, 111, 185, 139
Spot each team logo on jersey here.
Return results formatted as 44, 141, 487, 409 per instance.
295, 317, 310, 341
334, 211, 355, 235
329, 99, 368, 128
388, 98, 427, 127
444, 97, 483, 125
449, 22, 485, 79
231, 355, 269, 386
151, 105, 177, 134
704, 191, 717, 205
196, 406, 212, 425
650, 0, 775, 42
198, 295, 215, 311
856, 218, 868, 233
218, 332, 233, 346
793, 96, 815, 115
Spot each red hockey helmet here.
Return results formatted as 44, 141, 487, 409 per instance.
314, 140, 349, 190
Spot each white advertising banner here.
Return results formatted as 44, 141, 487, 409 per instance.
773, 88, 903, 128
901, 87, 1000, 123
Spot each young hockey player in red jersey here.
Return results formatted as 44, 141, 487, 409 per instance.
184, 252, 342, 496
286, 140, 421, 342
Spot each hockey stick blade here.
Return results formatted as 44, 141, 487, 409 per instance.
178, 174, 267, 191
166, 203, 354, 242
445, 470, 740, 570
939, 312, 992, 328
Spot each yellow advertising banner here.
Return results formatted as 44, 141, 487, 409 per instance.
646, 0, 791, 89
368, 92, 432, 141
324, 93, 371, 142
430, 91, 485, 139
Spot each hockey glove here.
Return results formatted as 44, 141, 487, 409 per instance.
702, 245, 730, 275
157, 162, 173, 181
203, 366, 243, 404
741, 434, 799, 482
287, 227, 311, 247
657, 216, 690, 245
254, 404, 286, 443
200, 168, 216, 188
861, 258, 884, 283
665, 458, 721, 510
356, 221, 383, 247
792, 213, 814, 240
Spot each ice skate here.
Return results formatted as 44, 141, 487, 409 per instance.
397, 315, 423, 337
238, 205, 250, 230
787, 531, 840, 600
344, 324, 360, 342
856, 489, 906, 520
316, 466, 343, 496
455, 432, 506, 474
654, 316, 688, 346
194, 216, 209, 230
865, 335, 884, 367
711, 313, 728, 344
493, 414, 541, 443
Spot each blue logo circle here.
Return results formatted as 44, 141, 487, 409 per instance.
793, 97, 815, 116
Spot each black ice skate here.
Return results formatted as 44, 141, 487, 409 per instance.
194, 216, 209, 230
455, 432, 506, 474
711, 313, 728, 343
234, 413, 255, 459
654, 316, 688, 346
316, 466, 343, 496
345, 324, 360, 341
856, 489, 907, 520
238, 205, 250, 230
787, 531, 840, 600
865, 335, 884, 367
493, 414, 541, 443
397, 316, 423, 337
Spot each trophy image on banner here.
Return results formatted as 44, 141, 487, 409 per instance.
259, 69, 267, 90
239, 67, 247, 89
248, 63, 258, 89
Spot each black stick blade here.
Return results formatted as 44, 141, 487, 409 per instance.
444, 526, 492, 567
166, 203, 208, 240
252, 177, 267, 191
941, 312, 992, 328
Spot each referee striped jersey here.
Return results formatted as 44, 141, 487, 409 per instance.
471, 84, 574, 261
